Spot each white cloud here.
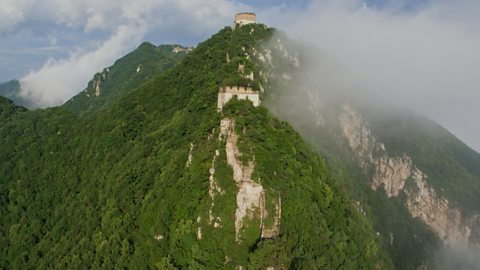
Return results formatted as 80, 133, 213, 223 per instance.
20, 24, 146, 107
0, 0, 29, 33
1, 0, 246, 34
262, 0, 480, 151
12, 0, 479, 152
10, 0, 247, 107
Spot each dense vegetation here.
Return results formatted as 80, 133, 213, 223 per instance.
260, 34, 480, 269
0, 25, 391, 269
63, 43, 189, 116
222, 100, 392, 269
264, 88, 441, 269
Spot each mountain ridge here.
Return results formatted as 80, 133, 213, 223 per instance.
63, 42, 191, 116
0, 80, 31, 108
0, 43, 190, 114
0, 24, 391, 269
2, 17, 480, 269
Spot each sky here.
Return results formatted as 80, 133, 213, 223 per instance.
0, 0, 479, 152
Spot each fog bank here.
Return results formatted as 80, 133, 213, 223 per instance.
262, 0, 480, 152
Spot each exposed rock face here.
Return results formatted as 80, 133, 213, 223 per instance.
256, 49, 272, 66
95, 80, 101, 97
238, 63, 245, 74
220, 118, 281, 242
196, 217, 202, 240
338, 104, 376, 170
200, 118, 281, 243
221, 118, 265, 241
172, 46, 192, 53
186, 143, 194, 167
203, 126, 225, 230
90, 68, 109, 97
371, 154, 412, 197
207, 149, 224, 227
339, 103, 480, 246
405, 169, 480, 246
339, 104, 411, 197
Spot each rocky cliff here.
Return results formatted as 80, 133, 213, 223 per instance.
339, 103, 480, 247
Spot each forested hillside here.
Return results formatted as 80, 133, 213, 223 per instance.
0, 25, 391, 269
63, 43, 190, 116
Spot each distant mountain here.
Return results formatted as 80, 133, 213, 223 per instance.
0, 96, 27, 119
0, 80, 19, 99
0, 79, 31, 108
0, 44, 189, 113
63, 43, 191, 116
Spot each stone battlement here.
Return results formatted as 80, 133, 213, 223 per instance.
219, 86, 257, 94
217, 86, 260, 110
234, 12, 256, 29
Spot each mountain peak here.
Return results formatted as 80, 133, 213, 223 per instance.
0, 79, 28, 107
62, 42, 190, 116
2, 12, 480, 270
0, 22, 392, 269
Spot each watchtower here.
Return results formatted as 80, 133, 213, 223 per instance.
233, 12, 256, 29
217, 86, 260, 110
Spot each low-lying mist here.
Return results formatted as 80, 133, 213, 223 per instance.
262, 29, 480, 270
434, 244, 480, 270
259, 2, 480, 268
262, 0, 480, 152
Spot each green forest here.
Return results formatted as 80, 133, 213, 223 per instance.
0, 25, 393, 269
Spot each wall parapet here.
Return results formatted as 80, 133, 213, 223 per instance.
219, 86, 258, 94
217, 85, 260, 110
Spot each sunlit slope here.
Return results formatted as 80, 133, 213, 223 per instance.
63, 43, 189, 116
0, 25, 391, 269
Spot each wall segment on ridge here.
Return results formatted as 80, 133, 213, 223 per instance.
217, 86, 260, 110
233, 12, 256, 29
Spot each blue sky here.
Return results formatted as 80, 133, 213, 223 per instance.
0, 0, 428, 83
1, 0, 480, 152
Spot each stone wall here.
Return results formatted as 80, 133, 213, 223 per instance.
217, 90, 260, 110
220, 86, 256, 94
234, 13, 256, 29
